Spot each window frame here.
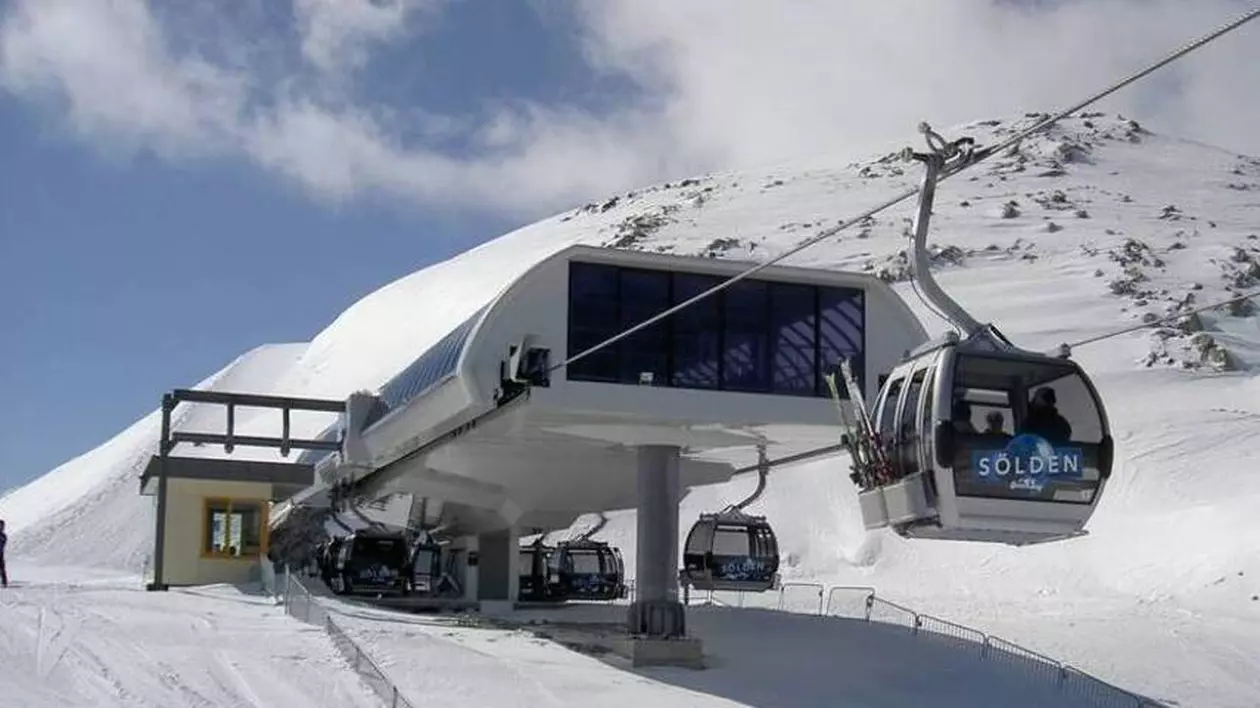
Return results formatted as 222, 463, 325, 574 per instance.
201, 497, 269, 560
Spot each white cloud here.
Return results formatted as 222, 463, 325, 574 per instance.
0, 0, 243, 158
1, 0, 1257, 221
570, 0, 1260, 168
293, 0, 442, 76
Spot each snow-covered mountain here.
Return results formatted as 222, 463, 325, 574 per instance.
3, 112, 1259, 705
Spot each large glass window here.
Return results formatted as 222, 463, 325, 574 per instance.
817, 289, 866, 397
769, 283, 817, 395
566, 261, 867, 397
671, 274, 722, 389
618, 268, 671, 385
722, 280, 771, 392
567, 263, 621, 382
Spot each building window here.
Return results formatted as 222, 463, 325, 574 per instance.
203, 499, 266, 557
769, 282, 818, 395
816, 287, 866, 397
722, 279, 771, 392
671, 273, 723, 389
618, 268, 671, 385
566, 261, 867, 397
568, 262, 622, 382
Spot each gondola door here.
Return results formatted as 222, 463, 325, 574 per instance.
858, 356, 936, 529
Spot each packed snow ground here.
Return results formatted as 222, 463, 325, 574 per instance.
2, 113, 1260, 706
328, 597, 1117, 708
0, 563, 380, 708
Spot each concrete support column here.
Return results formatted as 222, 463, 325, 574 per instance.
476, 526, 520, 613
452, 535, 479, 603
627, 444, 686, 638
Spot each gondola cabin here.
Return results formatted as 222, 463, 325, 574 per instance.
858, 332, 1114, 545
554, 539, 626, 601
409, 535, 444, 596
322, 529, 413, 596
518, 541, 559, 602
682, 510, 780, 593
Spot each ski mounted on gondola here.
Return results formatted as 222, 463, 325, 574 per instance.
823, 358, 894, 491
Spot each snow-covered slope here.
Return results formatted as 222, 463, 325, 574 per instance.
4, 113, 1260, 705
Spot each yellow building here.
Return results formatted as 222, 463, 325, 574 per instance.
140, 455, 314, 588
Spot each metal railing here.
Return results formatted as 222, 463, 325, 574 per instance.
263, 565, 1161, 707
675, 582, 1165, 708
276, 567, 416, 708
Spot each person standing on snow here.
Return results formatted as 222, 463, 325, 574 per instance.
0, 519, 8, 588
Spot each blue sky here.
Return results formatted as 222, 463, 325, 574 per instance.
1, 0, 1257, 491
0, 0, 635, 489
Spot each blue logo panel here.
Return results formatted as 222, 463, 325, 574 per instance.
970, 434, 1085, 494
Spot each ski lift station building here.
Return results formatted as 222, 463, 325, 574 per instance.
145, 243, 928, 652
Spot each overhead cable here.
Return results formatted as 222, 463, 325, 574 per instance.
551, 7, 1260, 376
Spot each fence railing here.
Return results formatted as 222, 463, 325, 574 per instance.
264, 566, 1160, 708
678, 582, 1163, 708
276, 567, 416, 708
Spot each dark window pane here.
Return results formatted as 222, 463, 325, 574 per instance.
568, 262, 621, 382
671, 273, 723, 389
817, 288, 865, 397
769, 283, 817, 396
711, 526, 751, 556
618, 268, 671, 385
722, 280, 770, 392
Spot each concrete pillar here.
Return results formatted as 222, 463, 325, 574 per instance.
627, 444, 686, 638
476, 526, 520, 612
452, 535, 479, 603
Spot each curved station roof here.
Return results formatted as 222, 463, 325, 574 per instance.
278, 245, 928, 536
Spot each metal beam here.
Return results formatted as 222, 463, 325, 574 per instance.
171, 388, 345, 413
140, 455, 315, 493
150, 393, 174, 591
169, 431, 340, 452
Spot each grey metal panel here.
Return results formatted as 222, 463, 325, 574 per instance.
169, 431, 340, 452
140, 455, 314, 492
171, 388, 345, 413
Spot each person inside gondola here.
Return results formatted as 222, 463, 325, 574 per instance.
952, 399, 978, 433
983, 410, 1006, 435
1022, 387, 1072, 442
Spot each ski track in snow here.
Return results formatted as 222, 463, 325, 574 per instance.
2, 114, 1260, 706
0, 573, 381, 708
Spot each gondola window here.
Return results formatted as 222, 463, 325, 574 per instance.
950, 355, 1107, 504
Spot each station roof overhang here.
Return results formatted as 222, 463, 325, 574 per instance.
352, 388, 847, 526
140, 455, 314, 501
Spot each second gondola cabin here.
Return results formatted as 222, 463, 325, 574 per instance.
844, 123, 1114, 546
554, 539, 627, 601
858, 332, 1114, 545
682, 510, 780, 593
